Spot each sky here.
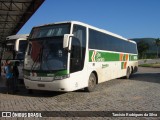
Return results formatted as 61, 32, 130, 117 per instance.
18, 0, 160, 39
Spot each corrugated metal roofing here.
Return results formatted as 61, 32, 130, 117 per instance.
0, 0, 45, 44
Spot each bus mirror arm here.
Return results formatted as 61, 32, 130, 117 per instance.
63, 34, 74, 49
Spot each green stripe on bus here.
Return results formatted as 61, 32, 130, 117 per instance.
89, 50, 119, 62
23, 69, 68, 77
121, 62, 124, 69
89, 50, 137, 62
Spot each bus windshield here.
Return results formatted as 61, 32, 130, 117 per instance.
19, 40, 28, 53
2, 44, 14, 59
2, 51, 14, 59
28, 37, 67, 71
30, 24, 70, 39
26, 24, 70, 71
16, 40, 28, 59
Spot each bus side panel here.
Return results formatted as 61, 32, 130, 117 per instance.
88, 50, 138, 83
87, 61, 126, 83
69, 69, 89, 90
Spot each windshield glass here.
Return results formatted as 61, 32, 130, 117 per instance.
30, 24, 70, 39
26, 23, 70, 71
2, 51, 14, 59
19, 40, 28, 53
2, 45, 14, 59
17, 40, 28, 59
28, 37, 67, 71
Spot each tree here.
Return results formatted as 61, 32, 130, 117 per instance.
154, 38, 160, 58
137, 40, 149, 59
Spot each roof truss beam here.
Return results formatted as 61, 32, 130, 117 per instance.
0, 0, 45, 43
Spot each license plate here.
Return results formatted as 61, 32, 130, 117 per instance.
38, 84, 45, 87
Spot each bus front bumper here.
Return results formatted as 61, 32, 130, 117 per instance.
24, 78, 77, 92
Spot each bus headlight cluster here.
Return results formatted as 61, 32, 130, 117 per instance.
24, 74, 70, 80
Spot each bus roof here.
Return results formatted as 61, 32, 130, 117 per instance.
32, 21, 136, 44
6, 34, 29, 40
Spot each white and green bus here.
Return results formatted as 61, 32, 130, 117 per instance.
24, 21, 138, 92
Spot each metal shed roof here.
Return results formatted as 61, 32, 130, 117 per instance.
0, 0, 45, 44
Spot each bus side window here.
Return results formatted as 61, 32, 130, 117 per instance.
28, 43, 32, 55
70, 38, 81, 73
70, 25, 86, 73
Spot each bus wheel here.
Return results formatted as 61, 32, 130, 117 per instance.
126, 67, 130, 79
85, 73, 96, 92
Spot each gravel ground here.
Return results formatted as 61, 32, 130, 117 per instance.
0, 67, 160, 120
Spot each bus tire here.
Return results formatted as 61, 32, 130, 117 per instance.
131, 66, 134, 74
85, 73, 96, 92
126, 67, 130, 79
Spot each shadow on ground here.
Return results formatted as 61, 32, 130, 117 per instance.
1, 72, 159, 97
130, 73, 160, 84
0, 82, 65, 98
0, 75, 67, 97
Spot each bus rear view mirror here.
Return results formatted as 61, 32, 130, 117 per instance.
63, 34, 73, 49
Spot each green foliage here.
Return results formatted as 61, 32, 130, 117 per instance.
154, 38, 160, 58
137, 40, 149, 59
132, 38, 160, 59
155, 38, 160, 46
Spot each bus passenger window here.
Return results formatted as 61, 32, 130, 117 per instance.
70, 24, 86, 73
70, 38, 81, 73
